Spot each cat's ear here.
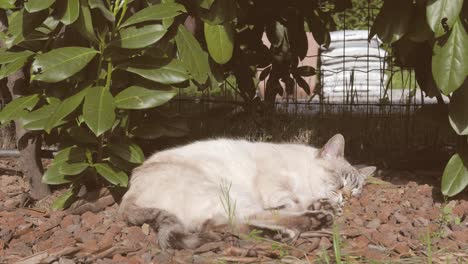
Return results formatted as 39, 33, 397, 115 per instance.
358, 166, 376, 179
320, 134, 345, 159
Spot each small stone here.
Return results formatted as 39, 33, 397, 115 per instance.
413, 217, 430, 227
394, 243, 411, 255
4, 198, 20, 208
81, 211, 103, 230
318, 237, 332, 250
371, 231, 397, 248
393, 212, 409, 224
450, 230, 468, 243
366, 218, 381, 229
352, 217, 364, 226
58, 258, 75, 264
122, 226, 146, 245
82, 239, 98, 253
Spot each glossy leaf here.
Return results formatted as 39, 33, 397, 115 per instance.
426, 0, 463, 38
6, 9, 48, 48
44, 88, 89, 133
204, 22, 234, 64
296, 66, 316, 77
112, 24, 167, 49
56, 0, 80, 25
24, 0, 55, 12
0, 94, 40, 124
59, 162, 89, 175
369, 0, 412, 43
22, 102, 60, 130
202, 0, 236, 25
175, 25, 210, 83
43, 146, 87, 184
51, 189, 76, 211
118, 59, 189, 84
0, 55, 31, 80
449, 80, 468, 135
441, 153, 468, 197
31, 47, 99, 83
0, 50, 34, 64
115, 86, 177, 109
95, 162, 128, 187
120, 2, 186, 27
0, 0, 15, 9
108, 143, 145, 163
432, 20, 468, 95
83, 86, 116, 136
88, 0, 114, 21
74, 0, 96, 42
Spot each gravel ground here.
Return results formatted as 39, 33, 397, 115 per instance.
1, 158, 467, 264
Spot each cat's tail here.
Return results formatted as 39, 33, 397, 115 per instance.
119, 197, 203, 249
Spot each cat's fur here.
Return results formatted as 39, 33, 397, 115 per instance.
119, 134, 375, 249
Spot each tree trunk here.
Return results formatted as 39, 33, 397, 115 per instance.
0, 80, 15, 149
0, 10, 50, 200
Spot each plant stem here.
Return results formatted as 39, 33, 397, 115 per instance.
105, 61, 113, 90
97, 134, 104, 163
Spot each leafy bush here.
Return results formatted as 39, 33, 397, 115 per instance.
0, 0, 355, 208
371, 0, 468, 196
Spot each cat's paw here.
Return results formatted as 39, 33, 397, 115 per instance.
302, 210, 334, 229
308, 198, 339, 213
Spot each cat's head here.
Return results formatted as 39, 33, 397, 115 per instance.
319, 134, 376, 197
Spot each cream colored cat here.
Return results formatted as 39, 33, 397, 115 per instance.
119, 134, 375, 249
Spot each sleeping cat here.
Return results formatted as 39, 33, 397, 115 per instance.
119, 134, 375, 249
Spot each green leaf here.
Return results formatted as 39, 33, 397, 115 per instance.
74, 0, 96, 42
59, 162, 89, 175
6, 9, 48, 48
31, 47, 99, 83
44, 88, 89, 133
115, 86, 176, 109
118, 58, 188, 84
197, 0, 214, 9
108, 142, 144, 163
0, 94, 40, 124
426, 0, 463, 38
441, 153, 468, 197
88, 0, 114, 22
0, 55, 31, 80
369, 0, 412, 43
67, 126, 98, 144
175, 25, 210, 83
432, 19, 468, 95
449, 80, 468, 135
112, 24, 167, 49
22, 102, 60, 130
0, 0, 15, 9
202, 0, 236, 25
83, 86, 115, 136
43, 165, 72, 184
0, 50, 34, 64
56, 0, 80, 25
43, 146, 88, 183
296, 66, 316, 77
25, 0, 55, 12
94, 162, 128, 187
120, 2, 186, 27
51, 189, 76, 211
204, 22, 234, 64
